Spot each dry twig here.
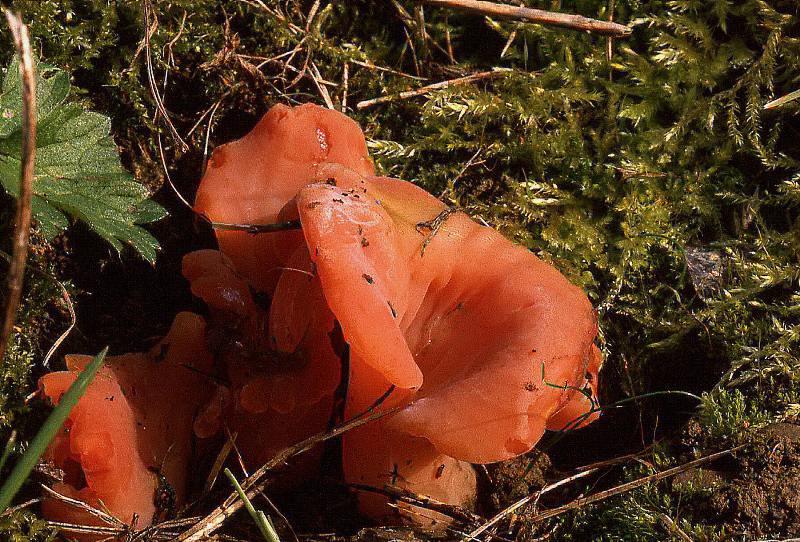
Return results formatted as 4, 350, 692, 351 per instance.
40, 485, 124, 528
177, 408, 397, 541
203, 431, 239, 494
350, 483, 485, 527
658, 512, 693, 542
0, 250, 76, 368
523, 446, 743, 525
356, 68, 511, 109
420, 0, 632, 37
466, 468, 599, 541
0, 497, 39, 518
0, 11, 36, 365
142, 0, 189, 151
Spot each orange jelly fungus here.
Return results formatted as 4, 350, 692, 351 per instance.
194, 103, 374, 293
193, 103, 602, 519
181, 249, 339, 472
39, 313, 215, 531
38, 103, 602, 532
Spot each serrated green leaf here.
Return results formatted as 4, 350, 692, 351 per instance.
0, 59, 166, 263
133, 199, 169, 224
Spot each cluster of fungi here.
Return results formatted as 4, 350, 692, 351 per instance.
39, 104, 603, 538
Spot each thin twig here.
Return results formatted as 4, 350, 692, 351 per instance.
40, 484, 124, 527
211, 219, 303, 234
40, 277, 75, 368
310, 61, 335, 109
0, 497, 39, 517
466, 468, 598, 541
384, 484, 484, 525
46, 521, 126, 538
657, 512, 693, 542
420, 0, 631, 37
764, 88, 800, 110
350, 59, 426, 80
204, 430, 239, 494
0, 250, 75, 368
416, 207, 461, 255
142, 0, 189, 151
523, 446, 743, 525
201, 98, 223, 177
0, 11, 36, 365
341, 62, 349, 112
177, 408, 397, 541
356, 68, 511, 109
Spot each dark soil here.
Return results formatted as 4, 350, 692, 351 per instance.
708, 423, 800, 537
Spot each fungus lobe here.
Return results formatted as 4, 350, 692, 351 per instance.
39, 313, 215, 531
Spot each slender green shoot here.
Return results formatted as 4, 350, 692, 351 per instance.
224, 467, 281, 542
0, 431, 16, 474
0, 347, 107, 513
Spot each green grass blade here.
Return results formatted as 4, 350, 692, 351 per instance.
257, 510, 281, 542
224, 468, 281, 542
0, 430, 17, 474
0, 347, 107, 513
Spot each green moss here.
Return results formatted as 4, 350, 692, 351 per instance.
0, 252, 69, 540
698, 389, 771, 444
0, 508, 54, 542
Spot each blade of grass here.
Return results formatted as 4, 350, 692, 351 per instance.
223, 468, 280, 542
0, 347, 108, 513
0, 431, 17, 473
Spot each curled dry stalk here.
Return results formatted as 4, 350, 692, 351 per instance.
0, 10, 36, 365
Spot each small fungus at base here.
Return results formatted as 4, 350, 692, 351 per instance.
39, 313, 215, 534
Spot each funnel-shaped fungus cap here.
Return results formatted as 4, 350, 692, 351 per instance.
195, 103, 374, 292
293, 164, 601, 464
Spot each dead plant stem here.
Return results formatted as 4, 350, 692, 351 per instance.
420, 0, 632, 37
0, 11, 36, 365
356, 68, 511, 109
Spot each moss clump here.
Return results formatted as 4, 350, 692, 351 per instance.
0, 0, 798, 539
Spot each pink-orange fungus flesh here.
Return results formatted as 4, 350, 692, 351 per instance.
38, 102, 602, 533
192, 102, 602, 519
39, 313, 215, 532
194, 103, 374, 293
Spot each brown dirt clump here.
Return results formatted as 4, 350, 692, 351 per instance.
708, 423, 800, 537
482, 452, 552, 514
